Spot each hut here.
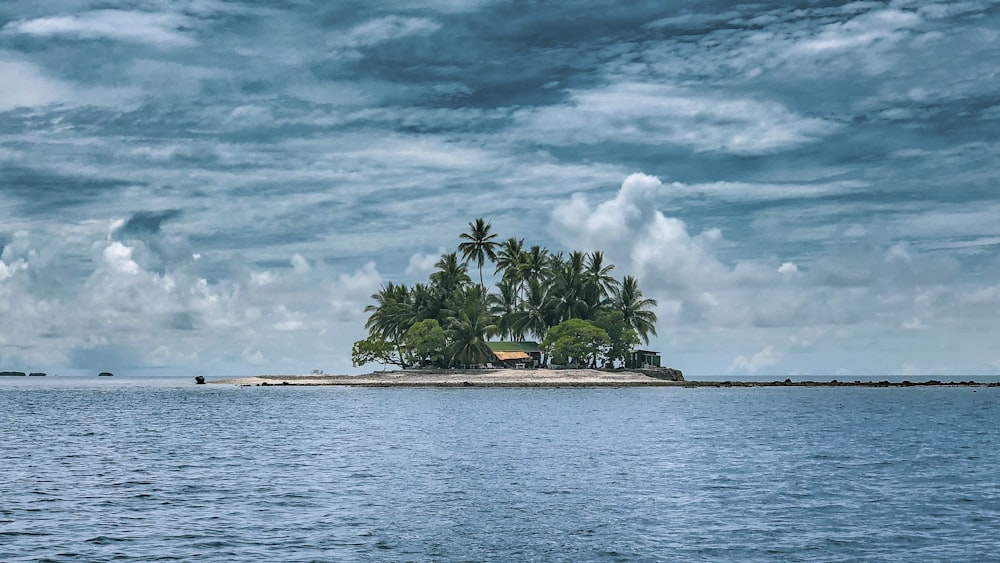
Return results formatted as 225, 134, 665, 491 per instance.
625, 349, 661, 369
486, 341, 542, 368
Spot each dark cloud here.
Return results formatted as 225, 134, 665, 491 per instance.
119, 209, 183, 237
0, 165, 136, 214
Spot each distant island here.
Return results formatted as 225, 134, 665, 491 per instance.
352, 217, 669, 374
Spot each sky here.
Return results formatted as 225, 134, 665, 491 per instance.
1, 0, 998, 378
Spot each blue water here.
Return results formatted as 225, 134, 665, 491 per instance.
2, 377, 998, 561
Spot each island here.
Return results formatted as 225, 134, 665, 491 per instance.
349, 217, 673, 375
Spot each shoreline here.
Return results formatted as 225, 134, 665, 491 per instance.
208, 369, 1000, 388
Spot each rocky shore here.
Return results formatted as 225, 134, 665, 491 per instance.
208, 369, 998, 388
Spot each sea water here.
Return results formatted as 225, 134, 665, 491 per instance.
1, 377, 998, 561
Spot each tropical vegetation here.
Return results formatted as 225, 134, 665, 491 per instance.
352, 218, 658, 369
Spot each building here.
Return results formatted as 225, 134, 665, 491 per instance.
486, 341, 543, 368
625, 349, 661, 369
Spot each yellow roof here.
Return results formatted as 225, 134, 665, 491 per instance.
494, 350, 530, 361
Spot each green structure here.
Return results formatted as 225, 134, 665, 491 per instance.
625, 349, 661, 369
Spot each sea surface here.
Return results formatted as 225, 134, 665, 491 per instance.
2, 376, 998, 562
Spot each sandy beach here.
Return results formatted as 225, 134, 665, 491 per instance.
210, 368, 682, 387
208, 369, 999, 388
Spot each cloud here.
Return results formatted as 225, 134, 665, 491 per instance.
728, 346, 782, 375
405, 248, 446, 278
516, 83, 839, 155
794, 9, 921, 54
331, 16, 441, 54
4, 10, 196, 46
550, 173, 728, 289
0, 59, 71, 110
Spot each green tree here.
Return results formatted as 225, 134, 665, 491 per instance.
404, 319, 447, 366
351, 335, 405, 369
613, 275, 658, 344
584, 251, 618, 313
363, 282, 411, 363
445, 285, 498, 367
519, 245, 549, 286
593, 310, 639, 367
519, 278, 551, 342
488, 277, 524, 341
430, 252, 471, 322
494, 237, 526, 307
458, 217, 499, 288
547, 255, 588, 323
542, 319, 610, 367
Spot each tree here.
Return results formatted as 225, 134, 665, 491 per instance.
404, 319, 447, 366
430, 252, 471, 321
519, 278, 551, 342
542, 319, 610, 368
520, 245, 549, 286
363, 283, 411, 363
458, 217, 499, 288
593, 310, 639, 368
547, 258, 588, 323
494, 237, 526, 306
351, 335, 405, 369
584, 251, 618, 312
613, 275, 658, 344
488, 277, 524, 341
445, 285, 498, 367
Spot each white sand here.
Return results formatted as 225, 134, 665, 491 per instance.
211, 368, 680, 387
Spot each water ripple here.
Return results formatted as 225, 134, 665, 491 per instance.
0, 383, 998, 560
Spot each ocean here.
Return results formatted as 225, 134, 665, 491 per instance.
2, 377, 998, 561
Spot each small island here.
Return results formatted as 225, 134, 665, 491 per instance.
350, 217, 669, 375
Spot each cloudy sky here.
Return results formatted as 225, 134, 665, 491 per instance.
1, 0, 998, 378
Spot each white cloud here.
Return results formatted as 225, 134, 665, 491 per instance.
0, 59, 70, 110
550, 173, 729, 290
795, 9, 921, 53
728, 346, 783, 375
330, 261, 383, 322
102, 242, 140, 275
333, 16, 441, 49
405, 248, 445, 277
290, 253, 311, 274
516, 83, 839, 155
778, 262, 799, 276
4, 10, 196, 47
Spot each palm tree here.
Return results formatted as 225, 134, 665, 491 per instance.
519, 245, 550, 298
547, 260, 588, 323
364, 282, 411, 364
585, 251, 618, 297
488, 277, 524, 341
445, 285, 498, 367
458, 217, 499, 288
584, 251, 619, 315
613, 275, 658, 345
430, 252, 470, 295
519, 278, 552, 342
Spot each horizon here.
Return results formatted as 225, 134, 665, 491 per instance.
2, 1, 999, 378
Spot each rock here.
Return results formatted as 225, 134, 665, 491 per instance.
194, 376, 205, 384
0, 371, 27, 377
98, 372, 114, 377
638, 367, 685, 381
29, 372, 46, 377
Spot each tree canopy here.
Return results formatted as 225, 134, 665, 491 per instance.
353, 217, 659, 369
